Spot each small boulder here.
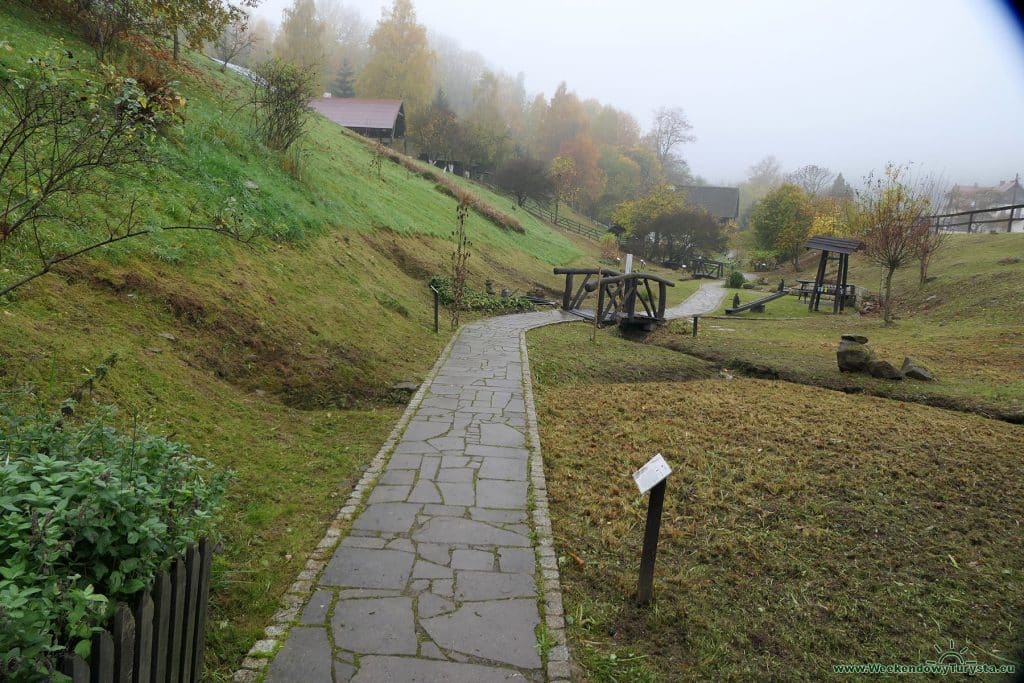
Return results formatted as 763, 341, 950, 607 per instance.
867, 359, 903, 380
837, 340, 875, 372
841, 334, 869, 344
901, 357, 935, 381
391, 381, 419, 392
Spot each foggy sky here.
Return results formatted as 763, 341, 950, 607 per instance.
254, 0, 1024, 186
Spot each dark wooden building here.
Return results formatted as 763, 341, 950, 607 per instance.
311, 97, 406, 144
677, 185, 740, 225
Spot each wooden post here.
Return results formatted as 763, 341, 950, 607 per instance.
1009, 206, 1016, 233
180, 545, 201, 683
809, 251, 828, 312
151, 572, 171, 683
168, 558, 186, 683
430, 286, 439, 334
562, 273, 573, 310
839, 255, 851, 312
93, 631, 115, 683
134, 593, 154, 683
966, 211, 974, 233
112, 604, 135, 681
190, 539, 214, 681
832, 255, 842, 314
596, 278, 606, 327
657, 282, 667, 319
636, 479, 666, 606
692, 316, 698, 337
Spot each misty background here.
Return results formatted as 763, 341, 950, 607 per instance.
248, 0, 1024, 187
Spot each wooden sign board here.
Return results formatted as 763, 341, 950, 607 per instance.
632, 453, 671, 494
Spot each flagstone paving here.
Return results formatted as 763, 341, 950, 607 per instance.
246, 283, 724, 683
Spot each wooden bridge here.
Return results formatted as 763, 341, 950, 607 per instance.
553, 267, 675, 331
688, 257, 725, 279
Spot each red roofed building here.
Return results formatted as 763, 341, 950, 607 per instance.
311, 97, 406, 144
944, 175, 1022, 213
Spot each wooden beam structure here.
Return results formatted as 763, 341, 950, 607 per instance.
804, 236, 862, 314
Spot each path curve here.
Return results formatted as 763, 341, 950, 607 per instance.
664, 280, 727, 319
243, 285, 719, 683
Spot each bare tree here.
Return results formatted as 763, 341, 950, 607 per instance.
912, 175, 949, 284
786, 164, 834, 197
212, 13, 257, 72
645, 106, 695, 170
856, 164, 932, 324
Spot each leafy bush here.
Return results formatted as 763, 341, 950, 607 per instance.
726, 270, 746, 288
0, 406, 231, 681
250, 58, 317, 152
428, 275, 534, 314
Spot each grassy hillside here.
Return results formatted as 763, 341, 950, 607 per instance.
0, 5, 595, 677
653, 233, 1024, 420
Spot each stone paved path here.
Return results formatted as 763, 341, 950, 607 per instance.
664, 280, 726, 320
248, 283, 724, 683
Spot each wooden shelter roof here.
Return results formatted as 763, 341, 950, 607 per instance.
311, 98, 405, 136
805, 235, 863, 254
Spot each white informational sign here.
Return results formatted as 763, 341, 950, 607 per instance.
624, 253, 633, 274
632, 453, 672, 494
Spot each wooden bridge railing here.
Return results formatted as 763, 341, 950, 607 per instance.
688, 257, 725, 279
927, 202, 1024, 234
553, 267, 621, 311
583, 272, 675, 330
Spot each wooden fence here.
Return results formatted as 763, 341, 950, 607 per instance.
61, 539, 214, 683
927, 202, 1024, 234
522, 200, 612, 241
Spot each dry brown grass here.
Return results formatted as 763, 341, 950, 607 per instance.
533, 375, 1024, 681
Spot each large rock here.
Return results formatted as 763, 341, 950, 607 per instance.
901, 357, 935, 381
867, 359, 903, 380
837, 340, 875, 372
841, 334, 869, 344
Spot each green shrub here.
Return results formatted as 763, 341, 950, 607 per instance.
0, 406, 231, 681
428, 275, 534, 314
726, 270, 746, 288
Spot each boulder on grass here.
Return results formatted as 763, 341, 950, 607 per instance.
837, 340, 875, 372
841, 334, 869, 344
867, 359, 903, 380
901, 357, 935, 381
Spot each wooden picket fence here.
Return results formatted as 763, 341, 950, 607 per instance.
61, 539, 214, 683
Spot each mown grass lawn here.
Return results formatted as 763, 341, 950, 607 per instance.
650, 234, 1024, 422
528, 324, 1024, 681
